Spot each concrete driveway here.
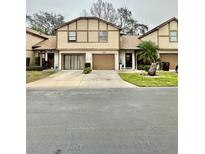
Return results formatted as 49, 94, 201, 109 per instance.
27, 70, 135, 89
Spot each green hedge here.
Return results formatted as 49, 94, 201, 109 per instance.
83, 62, 92, 74
137, 65, 150, 72
26, 58, 30, 67
26, 65, 43, 71
83, 67, 92, 74
35, 57, 40, 65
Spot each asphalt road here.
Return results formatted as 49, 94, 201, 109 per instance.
27, 88, 178, 154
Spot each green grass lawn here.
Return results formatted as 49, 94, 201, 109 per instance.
119, 71, 178, 87
26, 71, 56, 83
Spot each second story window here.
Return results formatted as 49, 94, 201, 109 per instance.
68, 31, 76, 42
170, 31, 178, 42
99, 31, 108, 42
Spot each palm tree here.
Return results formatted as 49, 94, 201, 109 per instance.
137, 41, 159, 65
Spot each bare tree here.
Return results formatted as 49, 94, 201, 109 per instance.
117, 7, 132, 28
90, 0, 104, 18
81, 9, 89, 17
90, 0, 118, 23
26, 11, 65, 35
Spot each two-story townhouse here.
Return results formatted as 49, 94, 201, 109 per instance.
138, 17, 178, 69
55, 17, 120, 70
28, 16, 178, 70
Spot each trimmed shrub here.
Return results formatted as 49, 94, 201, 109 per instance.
161, 62, 170, 71
35, 57, 40, 65
26, 57, 30, 67
84, 62, 91, 68
137, 65, 150, 72
175, 65, 178, 73
83, 67, 92, 74
26, 65, 43, 71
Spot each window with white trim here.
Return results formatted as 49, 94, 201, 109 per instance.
99, 31, 108, 42
170, 31, 178, 42
68, 31, 76, 42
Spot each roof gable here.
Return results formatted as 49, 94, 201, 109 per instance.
138, 17, 178, 39
55, 16, 121, 30
26, 27, 49, 39
33, 36, 56, 50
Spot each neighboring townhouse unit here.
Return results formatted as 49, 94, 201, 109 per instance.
138, 17, 178, 69
26, 28, 48, 66
27, 16, 178, 70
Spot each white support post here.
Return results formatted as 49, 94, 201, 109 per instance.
132, 51, 135, 70
59, 53, 61, 70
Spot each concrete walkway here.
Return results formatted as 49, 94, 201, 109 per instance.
27, 70, 136, 89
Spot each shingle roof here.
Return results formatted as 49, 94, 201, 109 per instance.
138, 17, 178, 39
26, 27, 49, 39
120, 35, 142, 50
33, 36, 56, 50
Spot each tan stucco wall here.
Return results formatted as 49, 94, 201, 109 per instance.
26, 50, 35, 65
141, 31, 158, 44
99, 21, 107, 30
88, 19, 98, 30
170, 21, 178, 30
58, 25, 67, 30
26, 33, 45, 50
140, 20, 178, 50
26, 32, 45, 65
77, 31, 87, 42
77, 19, 87, 30
69, 22, 76, 30
57, 18, 120, 50
158, 24, 169, 35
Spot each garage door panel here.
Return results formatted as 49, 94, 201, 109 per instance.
160, 54, 178, 69
64, 54, 85, 70
93, 54, 115, 70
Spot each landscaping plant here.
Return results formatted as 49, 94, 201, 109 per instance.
83, 62, 92, 74
137, 41, 159, 75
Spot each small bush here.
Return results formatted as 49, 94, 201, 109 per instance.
161, 62, 170, 71
26, 57, 30, 67
26, 65, 43, 71
84, 62, 91, 68
137, 65, 150, 72
175, 65, 178, 73
83, 67, 92, 74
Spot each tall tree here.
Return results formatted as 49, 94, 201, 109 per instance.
117, 7, 148, 35
26, 11, 65, 35
90, 0, 118, 23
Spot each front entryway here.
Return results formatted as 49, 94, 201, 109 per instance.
126, 53, 132, 68
64, 54, 85, 70
47, 53, 54, 69
93, 54, 115, 70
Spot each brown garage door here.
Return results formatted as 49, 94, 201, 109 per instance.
160, 53, 178, 69
93, 54, 115, 70
63, 54, 85, 70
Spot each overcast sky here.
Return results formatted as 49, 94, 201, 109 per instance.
26, 0, 178, 29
